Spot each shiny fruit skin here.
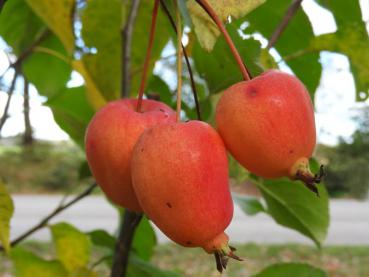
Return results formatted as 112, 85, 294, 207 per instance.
216, 70, 316, 179
131, 120, 233, 248
85, 99, 175, 211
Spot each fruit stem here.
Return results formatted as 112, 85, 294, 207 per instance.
159, 0, 202, 121
290, 158, 326, 197
136, 0, 160, 112
175, 0, 183, 122
195, 0, 251, 81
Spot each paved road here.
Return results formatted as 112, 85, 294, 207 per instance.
9, 195, 369, 245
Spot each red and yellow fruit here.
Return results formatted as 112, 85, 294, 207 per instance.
216, 70, 317, 189
131, 120, 237, 266
85, 99, 175, 211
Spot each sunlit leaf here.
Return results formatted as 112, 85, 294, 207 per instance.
187, 0, 265, 51
310, 1, 369, 101
25, 0, 75, 53
72, 60, 107, 110
256, 179, 329, 248
11, 247, 68, 277
0, 180, 14, 254
50, 222, 92, 272
244, 0, 322, 97
252, 263, 327, 277
80, 0, 122, 102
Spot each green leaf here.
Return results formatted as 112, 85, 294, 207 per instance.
253, 263, 327, 277
79, 161, 92, 180
87, 229, 116, 250
244, 0, 322, 97
233, 193, 265, 216
50, 222, 92, 272
132, 216, 156, 261
0, 0, 44, 55
127, 254, 181, 277
192, 25, 263, 94
11, 247, 68, 277
309, 0, 369, 101
147, 75, 174, 107
129, 0, 171, 97
256, 179, 329, 248
187, 0, 265, 51
25, 0, 75, 53
22, 34, 71, 98
80, 0, 122, 102
0, 180, 14, 254
70, 267, 99, 277
46, 86, 95, 146
78, 0, 170, 106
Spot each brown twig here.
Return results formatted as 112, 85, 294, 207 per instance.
110, 1, 144, 276
0, 0, 7, 12
0, 183, 97, 251
159, 0, 202, 120
136, 0, 160, 112
195, 0, 251, 80
111, 211, 143, 277
175, 0, 183, 122
266, 0, 304, 49
0, 29, 50, 87
23, 77, 33, 145
0, 71, 19, 134
121, 0, 140, 98
12, 29, 50, 69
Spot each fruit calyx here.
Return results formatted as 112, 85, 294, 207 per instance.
202, 233, 243, 273
289, 157, 325, 196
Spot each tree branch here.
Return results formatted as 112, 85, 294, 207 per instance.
23, 77, 33, 145
159, 0, 202, 121
0, 0, 7, 13
111, 211, 143, 277
266, 0, 304, 50
0, 183, 97, 252
12, 29, 51, 70
121, 0, 140, 98
110, 1, 144, 276
0, 29, 50, 87
0, 70, 19, 134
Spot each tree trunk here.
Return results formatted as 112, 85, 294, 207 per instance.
23, 78, 33, 145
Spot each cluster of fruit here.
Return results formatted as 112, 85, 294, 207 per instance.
85, 70, 318, 269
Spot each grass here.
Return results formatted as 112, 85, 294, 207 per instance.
1, 241, 368, 276
153, 243, 369, 276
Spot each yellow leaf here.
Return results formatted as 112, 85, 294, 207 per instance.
25, 0, 75, 54
187, 0, 265, 51
72, 60, 107, 110
0, 180, 14, 254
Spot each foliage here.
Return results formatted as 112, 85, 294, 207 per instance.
0, 180, 14, 254
0, 140, 87, 193
3, 242, 369, 276
0, 0, 368, 275
317, 107, 369, 199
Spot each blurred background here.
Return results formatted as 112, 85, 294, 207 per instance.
0, 0, 369, 276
